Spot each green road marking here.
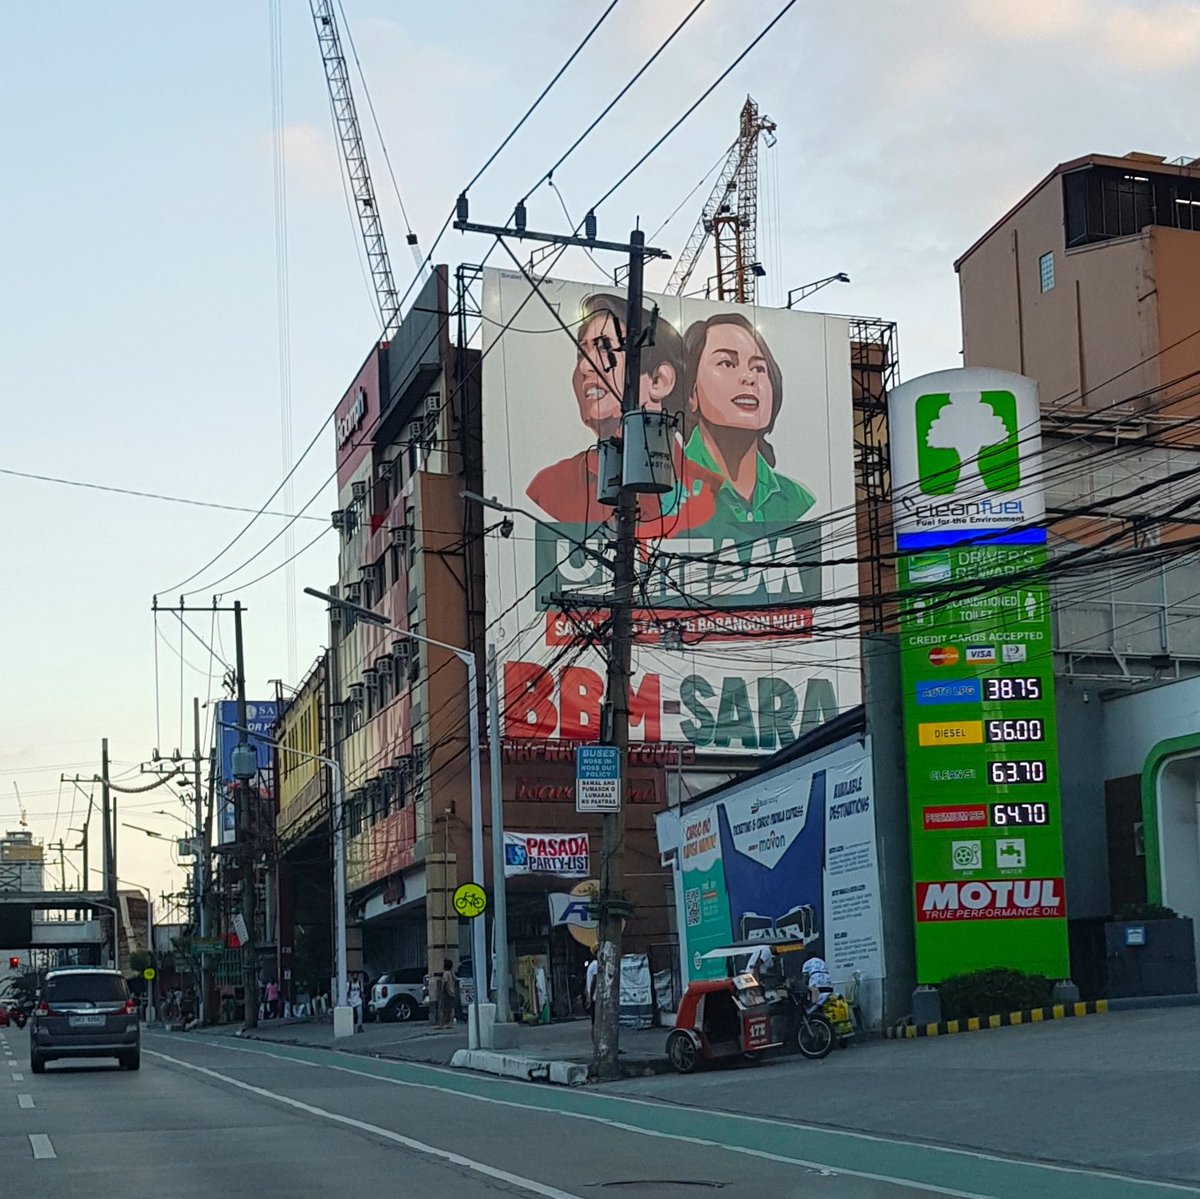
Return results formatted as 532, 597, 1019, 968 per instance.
156, 1033, 1200, 1199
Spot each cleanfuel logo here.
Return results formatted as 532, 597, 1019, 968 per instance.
915, 390, 1020, 497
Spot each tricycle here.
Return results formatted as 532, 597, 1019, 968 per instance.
665, 941, 842, 1072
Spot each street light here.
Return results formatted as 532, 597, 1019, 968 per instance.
786, 273, 851, 308
303, 586, 488, 1039
218, 720, 352, 1038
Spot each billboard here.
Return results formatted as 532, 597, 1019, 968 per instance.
889, 368, 1069, 982
214, 699, 278, 846
659, 740, 883, 993
482, 269, 859, 756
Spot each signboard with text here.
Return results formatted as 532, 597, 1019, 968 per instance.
482, 269, 860, 756
575, 745, 621, 812
889, 368, 1068, 982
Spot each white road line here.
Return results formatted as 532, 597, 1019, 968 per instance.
11, 1073, 24, 1082
146, 1050, 583, 1199
165, 1036, 1200, 1199
18, 1094, 34, 1109
29, 1134, 55, 1160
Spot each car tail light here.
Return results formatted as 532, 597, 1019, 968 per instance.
37, 1001, 55, 1017
123, 999, 137, 1015
380, 986, 388, 999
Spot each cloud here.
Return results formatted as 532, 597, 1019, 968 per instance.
264, 122, 342, 198
1098, 4, 1200, 70
963, 0, 1200, 71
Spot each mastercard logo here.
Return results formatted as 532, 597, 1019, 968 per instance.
928, 646, 960, 667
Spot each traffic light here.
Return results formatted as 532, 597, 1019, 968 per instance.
7, 957, 18, 970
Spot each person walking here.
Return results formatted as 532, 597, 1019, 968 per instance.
348, 974, 364, 1033
434, 959, 457, 1030
584, 953, 599, 1025
265, 978, 280, 1020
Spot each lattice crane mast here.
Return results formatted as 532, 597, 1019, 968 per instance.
310, 0, 412, 334
665, 97, 776, 304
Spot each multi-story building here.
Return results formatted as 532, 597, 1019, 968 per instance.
955, 151, 1200, 980
275, 654, 331, 1008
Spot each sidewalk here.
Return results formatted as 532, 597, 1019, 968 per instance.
189, 1011, 671, 1076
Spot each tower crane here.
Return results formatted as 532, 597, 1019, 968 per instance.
665, 97, 776, 304
309, 0, 418, 335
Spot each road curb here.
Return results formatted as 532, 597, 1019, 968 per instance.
451, 1048, 588, 1085
885, 999, 1108, 1038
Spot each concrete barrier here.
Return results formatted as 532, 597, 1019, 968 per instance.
450, 1048, 587, 1086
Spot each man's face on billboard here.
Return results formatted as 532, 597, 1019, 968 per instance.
573, 311, 677, 438
691, 323, 773, 434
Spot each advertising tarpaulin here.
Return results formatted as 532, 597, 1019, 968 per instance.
482, 270, 860, 756
889, 368, 1069, 982
667, 740, 883, 987
504, 832, 589, 877
214, 699, 278, 846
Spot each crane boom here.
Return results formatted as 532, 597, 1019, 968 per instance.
310, 0, 401, 333
665, 97, 776, 303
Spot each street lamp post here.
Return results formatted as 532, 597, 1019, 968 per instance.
219, 721, 350, 1037
303, 587, 487, 1038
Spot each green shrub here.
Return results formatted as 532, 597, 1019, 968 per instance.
937, 967, 1053, 1021
1114, 902, 1178, 921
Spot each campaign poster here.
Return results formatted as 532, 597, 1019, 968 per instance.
482, 270, 860, 756
214, 699, 278, 846
670, 741, 883, 987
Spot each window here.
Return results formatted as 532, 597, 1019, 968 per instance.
1038, 251, 1054, 293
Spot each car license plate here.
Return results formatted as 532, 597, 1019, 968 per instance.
69, 1014, 105, 1028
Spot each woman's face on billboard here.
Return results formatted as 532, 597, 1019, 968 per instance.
691, 322, 773, 433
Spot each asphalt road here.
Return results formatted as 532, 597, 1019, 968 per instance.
1, 1022, 1197, 1199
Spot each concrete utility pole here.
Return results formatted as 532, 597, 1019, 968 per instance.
232, 600, 259, 1031
101, 737, 115, 967
453, 201, 667, 1077
192, 697, 206, 1025
487, 645, 511, 1024
592, 229, 646, 1078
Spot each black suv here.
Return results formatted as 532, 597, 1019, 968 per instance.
30, 967, 140, 1072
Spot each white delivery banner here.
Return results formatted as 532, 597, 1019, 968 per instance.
482, 269, 861, 756
504, 832, 590, 878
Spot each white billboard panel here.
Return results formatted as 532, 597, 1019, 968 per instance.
483, 269, 860, 756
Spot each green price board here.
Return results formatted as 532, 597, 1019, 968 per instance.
898, 542, 1069, 982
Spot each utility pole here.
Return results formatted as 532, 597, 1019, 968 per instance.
101, 737, 115, 967
192, 697, 206, 1025
453, 202, 666, 1077
592, 229, 646, 1078
232, 600, 259, 1031
487, 645, 511, 1023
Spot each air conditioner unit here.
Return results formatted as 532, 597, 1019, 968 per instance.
362, 666, 378, 682
351, 480, 368, 501
329, 607, 342, 630
360, 564, 379, 588
381, 766, 399, 787
389, 525, 409, 551
348, 682, 365, 703
375, 652, 393, 673
346, 582, 363, 605
392, 639, 409, 663
331, 509, 347, 531
329, 701, 346, 720
378, 459, 396, 480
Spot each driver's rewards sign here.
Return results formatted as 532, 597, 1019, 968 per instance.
452, 882, 487, 919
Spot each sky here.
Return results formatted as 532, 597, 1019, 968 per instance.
2, 0, 1197, 908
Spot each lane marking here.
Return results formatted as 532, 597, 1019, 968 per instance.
147, 1050, 583, 1199
149, 1043, 983, 1198
18, 1094, 34, 1109
11, 1073, 24, 1082
29, 1133, 56, 1160
160, 1034, 1200, 1198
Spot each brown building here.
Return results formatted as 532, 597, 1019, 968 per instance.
956, 151, 1200, 683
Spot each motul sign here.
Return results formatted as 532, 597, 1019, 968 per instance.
916, 878, 1065, 921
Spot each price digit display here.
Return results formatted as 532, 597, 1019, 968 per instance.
985, 718, 1045, 743
989, 802, 1050, 827
982, 676, 1042, 701
987, 760, 1047, 784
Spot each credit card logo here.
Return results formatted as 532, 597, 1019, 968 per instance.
928, 646, 960, 667
965, 645, 997, 664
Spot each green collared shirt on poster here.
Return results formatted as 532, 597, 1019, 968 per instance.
683, 427, 816, 526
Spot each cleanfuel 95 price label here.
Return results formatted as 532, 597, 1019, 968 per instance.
987, 759, 1047, 784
